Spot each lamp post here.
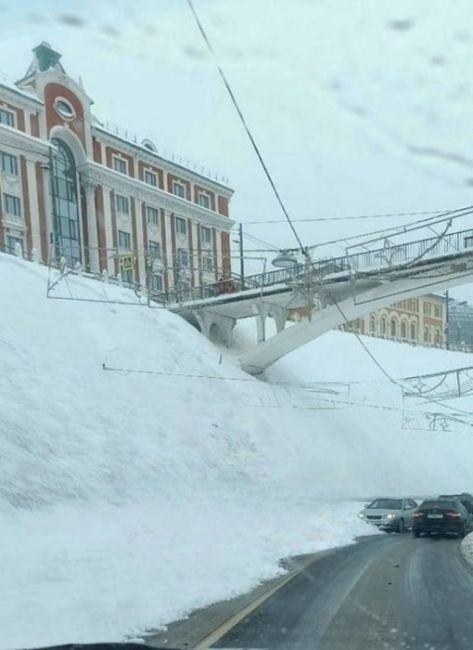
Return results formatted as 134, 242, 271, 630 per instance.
271, 250, 299, 269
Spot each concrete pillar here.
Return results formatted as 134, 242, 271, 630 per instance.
270, 305, 287, 333
82, 180, 100, 273
256, 312, 266, 343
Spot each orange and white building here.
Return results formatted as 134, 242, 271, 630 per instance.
0, 42, 234, 295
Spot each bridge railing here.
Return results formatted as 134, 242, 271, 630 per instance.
345, 228, 473, 272
156, 227, 473, 305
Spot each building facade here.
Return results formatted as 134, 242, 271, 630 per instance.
343, 294, 446, 347
0, 43, 234, 297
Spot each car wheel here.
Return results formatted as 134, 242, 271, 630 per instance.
397, 519, 405, 534
458, 525, 466, 539
413, 530, 420, 538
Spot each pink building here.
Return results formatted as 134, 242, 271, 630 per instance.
0, 42, 234, 297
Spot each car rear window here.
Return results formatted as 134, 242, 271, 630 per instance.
368, 499, 403, 509
420, 500, 457, 510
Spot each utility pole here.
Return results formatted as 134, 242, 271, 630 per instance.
239, 222, 245, 290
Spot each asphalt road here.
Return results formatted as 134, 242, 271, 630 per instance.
212, 533, 473, 650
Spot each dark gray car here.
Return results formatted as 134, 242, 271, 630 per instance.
359, 497, 418, 533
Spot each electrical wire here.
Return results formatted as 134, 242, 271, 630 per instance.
186, 0, 305, 252
243, 209, 451, 224
185, 0, 473, 413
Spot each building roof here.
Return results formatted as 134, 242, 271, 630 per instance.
94, 124, 234, 195
0, 80, 43, 106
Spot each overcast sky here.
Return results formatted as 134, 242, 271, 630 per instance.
2, 0, 473, 283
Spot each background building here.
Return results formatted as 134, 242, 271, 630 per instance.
0, 42, 234, 297
288, 293, 448, 348
343, 294, 446, 347
447, 299, 473, 351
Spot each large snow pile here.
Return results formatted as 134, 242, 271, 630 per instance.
1, 253, 473, 647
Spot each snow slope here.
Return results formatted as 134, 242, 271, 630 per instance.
2, 253, 473, 647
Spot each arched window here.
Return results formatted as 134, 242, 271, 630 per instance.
410, 322, 416, 340
369, 315, 376, 333
51, 138, 81, 265
434, 328, 441, 345
424, 326, 430, 343
391, 318, 397, 337
401, 321, 407, 339
380, 316, 387, 335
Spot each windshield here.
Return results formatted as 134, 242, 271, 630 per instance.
368, 499, 403, 510
3, 2, 473, 650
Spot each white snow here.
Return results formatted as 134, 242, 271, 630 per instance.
2, 254, 473, 648
461, 533, 473, 570
0, 254, 370, 648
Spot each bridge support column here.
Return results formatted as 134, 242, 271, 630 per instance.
195, 311, 236, 347
256, 312, 266, 343
253, 304, 287, 343
270, 306, 288, 334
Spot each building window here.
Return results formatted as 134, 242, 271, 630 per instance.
0, 151, 18, 175
178, 280, 190, 297
0, 108, 14, 127
172, 181, 185, 198
149, 240, 161, 258
151, 273, 163, 292
401, 321, 407, 338
121, 268, 133, 284
390, 318, 397, 337
113, 156, 128, 175
177, 248, 188, 268
203, 285, 215, 299
6, 234, 23, 254
410, 323, 416, 340
434, 305, 441, 318
54, 98, 75, 119
200, 226, 211, 245
202, 256, 213, 273
144, 169, 157, 187
369, 315, 376, 333
380, 316, 387, 335
175, 216, 187, 235
423, 302, 431, 315
116, 194, 129, 214
197, 192, 210, 209
146, 205, 159, 226
51, 138, 81, 265
434, 328, 441, 345
424, 327, 430, 343
3, 193, 21, 216
118, 230, 131, 250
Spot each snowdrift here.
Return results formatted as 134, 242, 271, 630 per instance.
1, 253, 473, 647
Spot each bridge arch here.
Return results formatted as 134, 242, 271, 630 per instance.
240, 267, 473, 374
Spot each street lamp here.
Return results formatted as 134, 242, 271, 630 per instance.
271, 250, 299, 268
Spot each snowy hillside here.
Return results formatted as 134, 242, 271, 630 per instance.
2, 253, 473, 647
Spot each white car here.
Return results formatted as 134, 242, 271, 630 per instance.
359, 497, 418, 533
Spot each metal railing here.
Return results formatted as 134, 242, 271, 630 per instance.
4, 225, 473, 307
168, 227, 473, 305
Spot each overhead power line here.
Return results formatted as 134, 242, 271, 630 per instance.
185, 0, 473, 416
243, 209, 451, 225
186, 0, 305, 252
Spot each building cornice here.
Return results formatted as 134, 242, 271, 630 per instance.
0, 124, 54, 162
93, 125, 234, 198
0, 82, 43, 109
82, 162, 235, 231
